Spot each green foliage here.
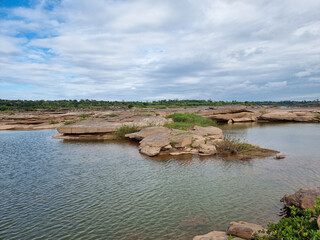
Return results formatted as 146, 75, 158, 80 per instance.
134, 114, 153, 116
164, 112, 217, 130
259, 109, 267, 114
216, 136, 255, 154
101, 114, 118, 118
49, 119, 59, 124
64, 120, 75, 125
315, 114, 320, 120
77, 114, 90, 119
256, 197, 320, 240
115, 125, 138, 137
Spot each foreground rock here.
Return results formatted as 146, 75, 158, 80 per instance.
126, 126, 223, 157
227, 221, 266, 239
193, 231, 230, 240
281, 187, 320, 210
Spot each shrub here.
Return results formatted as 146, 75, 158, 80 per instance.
115, 125, 138, 137
315, 114, 320, 120
164, 112, 217, 130
77, 114, 90, 119
256, 197, 320, 239
49, 119, 59, 124
216, 136, 255, 154
134, 114, 153, 117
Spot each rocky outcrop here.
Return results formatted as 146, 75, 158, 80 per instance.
227, 221, 266, 239
126, 126, 223, 157
193, 231, 229, 240
281, 187, 320, 210
258, 110, 319, 122
317, 216, 320, 228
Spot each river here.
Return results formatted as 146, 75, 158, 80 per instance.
1, 123, 319, 239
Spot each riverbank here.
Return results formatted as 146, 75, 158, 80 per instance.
0, 105, 319, 131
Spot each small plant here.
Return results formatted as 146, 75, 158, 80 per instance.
156, 113, 160, 116
115, 125, 138, 137
64, 120, 75, 125
315, 114, 320, 120
49, 119, 59, 124
259, 109, 267, 114
255, 197, 320, 239
101, 114, 118, 118
9, 111, 15, 115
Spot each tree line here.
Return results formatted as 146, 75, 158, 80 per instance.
0, 99, 319, 111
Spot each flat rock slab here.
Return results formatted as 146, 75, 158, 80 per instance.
193, 231, 229, 240
57, 119, 122, 134
281, 187, 320, 210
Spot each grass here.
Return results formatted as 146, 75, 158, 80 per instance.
134, 114, 153, 117
49, 119, 59, 124
64, 120, 75, 125
115, 125, 139, 137
164, 112, 217, 130
216, 136, 256, 155
100, 114, 118, 118
259, 109, 267, 114
315, 114, 320, 119
77, 114, 91, 119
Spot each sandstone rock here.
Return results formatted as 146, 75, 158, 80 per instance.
227, 221, 266, 239
170, 134, 193, 148
139, 131, 171, 156
317, 216, 320, 228
275, 154, 285, 159
193, 231, 229, 240
281, 187, 320, 210
192, 126, 223, 139
125, 127, 171, 140
232, 117, 256, 123
199, 144, 217, 155
131, 116, 172, 127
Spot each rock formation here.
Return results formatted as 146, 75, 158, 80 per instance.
281, 187, 320, 210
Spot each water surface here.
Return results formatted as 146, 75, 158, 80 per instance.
1, 123, 319, 239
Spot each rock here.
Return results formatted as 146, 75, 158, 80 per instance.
131, 116, 172, 127
274, 154, 285, 159
317, 216, 320, 228
199, 144, 217, 155
125, 127, 171, 140
192, 126, 223, 139
281, 187, 320, 210
258, 111, 316, 122
228, 119, 233, 124
170, 134, 193, 148
227, 221, 266, 239
139, 131, 171, 156
193, 231, 229, 240
232, 117, 256, 123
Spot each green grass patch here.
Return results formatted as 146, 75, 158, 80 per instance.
134, 114, 153, 117
115, 125, 139, 137
259, 109, 267, 114
77, 114, 90, 119
216, 136, 256, 155
315, 114, 320, 119
49, 119, 59, 124
164, 112, 216, 130
64, 120, 75, 125
101, 114, 118, 118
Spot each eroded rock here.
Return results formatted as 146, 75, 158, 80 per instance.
125, 126, 171, 140
193, 231, 229, 240
139, 131, 171, 156
281, 187, 320, 210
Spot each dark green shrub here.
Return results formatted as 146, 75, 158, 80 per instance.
115, 125, 138, 137
165, 112, 216, 130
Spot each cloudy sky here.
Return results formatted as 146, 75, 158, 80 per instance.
0, 0, 320, 101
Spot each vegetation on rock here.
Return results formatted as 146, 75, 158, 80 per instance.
115, 125, 139, 137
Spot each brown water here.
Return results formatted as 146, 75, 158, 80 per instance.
0, 123, 319, 239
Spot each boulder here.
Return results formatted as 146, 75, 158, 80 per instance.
131, 116, 172, 127
139, 131, 171, 156
192, 126, 223, 139
227, 221, 266, 239
170, 134, 193, 148
125, 127, 171, 140
274, 154, 285, 159
193, 231, 229, 240
280, 187, 320, 210
199, 144, 217, 155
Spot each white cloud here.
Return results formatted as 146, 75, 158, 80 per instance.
0, 0, 319, 100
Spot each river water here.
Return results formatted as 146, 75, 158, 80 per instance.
1, 123, 319, 240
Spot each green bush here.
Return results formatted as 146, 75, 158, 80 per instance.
115, 125, 138, 137
216, 136, 256, 154
64, 120, 75, 125
101, 114, 118, 118
77, 114, 90, 119
49, 119, 59, 124
256, 197, 320, 240
164, 112, 216, 130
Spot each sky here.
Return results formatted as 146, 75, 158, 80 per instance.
0, 0, 320, 101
